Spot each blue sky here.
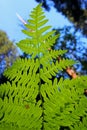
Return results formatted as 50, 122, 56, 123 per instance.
0, 0, 72, 43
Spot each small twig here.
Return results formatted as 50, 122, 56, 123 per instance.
16, 12, 27, 25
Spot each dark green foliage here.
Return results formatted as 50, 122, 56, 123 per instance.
0, 4, 87, 130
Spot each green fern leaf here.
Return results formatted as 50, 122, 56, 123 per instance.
0, 3, 87, 130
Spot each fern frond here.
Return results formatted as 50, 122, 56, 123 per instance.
0, 97, 42, 130
0, 4, 87, 130
42, 77, 87, 130
4, 58, 40, 83
40, 49, 67, 66
0, 79, 42, 129
0, 81, 39, 102
40, 59, 75, 82
17, 4, 60, 58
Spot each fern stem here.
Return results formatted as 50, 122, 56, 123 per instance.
38, 58, 45, 130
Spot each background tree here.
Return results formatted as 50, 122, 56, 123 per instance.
54, 26, 87, 75
35, 0, 87, 75
35, 0, 87, 36
0, 30, 18, 81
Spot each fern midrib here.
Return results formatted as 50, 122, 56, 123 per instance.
35, 9, 45, 129
35, 11, 41, 87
